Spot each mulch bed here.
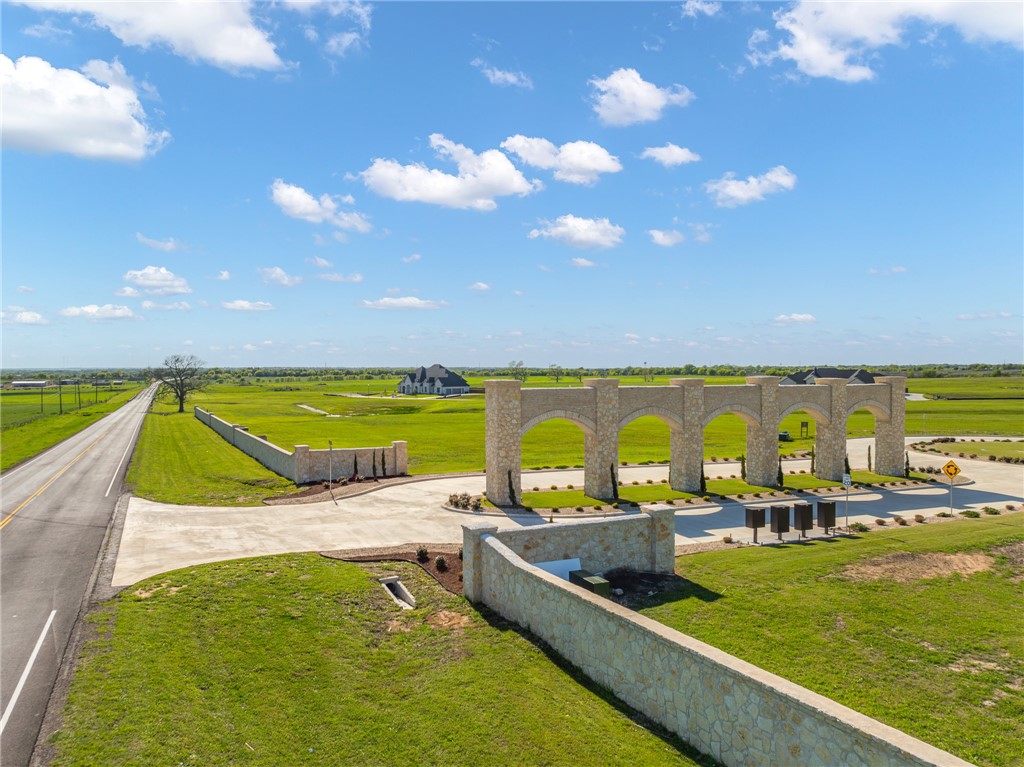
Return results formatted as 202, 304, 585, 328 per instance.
321, 544, 464, 594
265, 475, 421, 505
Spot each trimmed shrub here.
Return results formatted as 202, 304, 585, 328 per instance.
875, 518, 887, 526
434, 555, 448, 571
416, 546, 429, 562
982, 506, 1000, 515
960, 509, 981, 518
914, 514, 925, 523
849, 522, 870, 532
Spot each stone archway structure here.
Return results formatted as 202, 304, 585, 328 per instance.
485, 375, 906, 506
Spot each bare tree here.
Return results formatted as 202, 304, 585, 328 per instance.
508, 360, 529, 382
154, 354, 207, 413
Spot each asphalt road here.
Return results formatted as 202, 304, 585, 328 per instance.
0, 384, 156, 767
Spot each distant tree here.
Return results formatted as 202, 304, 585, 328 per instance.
549, 364, 563, 383
153, 354, 207, 413
508, 360, 529, 382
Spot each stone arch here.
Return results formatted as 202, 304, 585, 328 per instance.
521, 410, 597, 438
703, 404, 760, 427
618, 406, 684, 432
779, 401, 831, 425
845, 400, 890, 421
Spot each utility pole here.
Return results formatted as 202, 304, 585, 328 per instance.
58, 379, 63, 414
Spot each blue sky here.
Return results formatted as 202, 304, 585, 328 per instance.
2, 1, 1022, 369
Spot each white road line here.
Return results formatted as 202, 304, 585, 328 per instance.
105, 411, 146, 498
0, 609, 56, 735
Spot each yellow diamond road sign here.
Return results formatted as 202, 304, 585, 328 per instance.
943, 460, 961, 480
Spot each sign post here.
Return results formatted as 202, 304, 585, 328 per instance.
329, 440, 337, 506
842, 473, 852, 530
942, 460, 960, 515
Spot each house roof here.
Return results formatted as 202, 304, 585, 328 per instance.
401, 364, 469, 388
780, 368, 875, 385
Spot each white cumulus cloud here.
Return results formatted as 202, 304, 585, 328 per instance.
13, 1, 284, 72
259, 266, 302, 287
589, 68, 695, 127
270, 179, 371, 232
648, 229, 685, 247
748, 1, 1023, 83
123, 265, 192, 295
307, 256, 332, 268
682, 0, 721, 18
471, 58, 533, 89
640, 143, 701, 167
115, 286, 140, 298
705, 165, 797, 207
501, 135, 622, 185
1, 55, 169, 161
5, 310, 48, 325
529, 214, 625, 250
136, 232, 184, 252
361, 133, 542, 211
216, 270, 231, 281
361, 296, 446, 310
570, 257, 596, 268
468, 282, 490, 291
773, 313, 816, 325
141, 300, 191, 311
223, 299, 274, 311
318, 272, 363, 283
59, 303, 136, 319
401, 253, 422, 263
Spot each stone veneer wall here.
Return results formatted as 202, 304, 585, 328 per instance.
462, 515, 970, 767
194, 407, 407, 483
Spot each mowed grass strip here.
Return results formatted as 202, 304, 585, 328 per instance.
0, 385, 145, 472
53, 556, 712, 767
637, 514, 1024, 767
126, 413, 298, 505
944, 440, 1024, 460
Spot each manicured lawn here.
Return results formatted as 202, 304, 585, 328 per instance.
0, 385, 145, 471
943, 440, 1024, 460
126, 412, 299, 505
637, 514, 1024, 767
53, 556, 711, 767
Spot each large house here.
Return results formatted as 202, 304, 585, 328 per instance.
397, 364, 470, 396
780, 367, 875, 385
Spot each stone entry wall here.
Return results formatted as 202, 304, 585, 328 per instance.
485, 376, 905, 506
462, 515, 970, 767
194, 407, 407, 484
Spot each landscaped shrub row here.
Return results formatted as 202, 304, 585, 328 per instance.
447, 492, 482, 511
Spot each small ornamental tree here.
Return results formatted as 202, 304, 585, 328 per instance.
844, 454, 851, 474
777, 456, 784, 487
699, 460, 707, 495
810, 447, 815, 474
867, 445, 872, 472
905, 451, 911, 478
739, 454, 746, 481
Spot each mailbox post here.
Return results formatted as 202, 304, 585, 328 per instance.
770, 505, 790, 542
745, 507, 765, 544
817, 501, 836, 535
793, 503, 813, 539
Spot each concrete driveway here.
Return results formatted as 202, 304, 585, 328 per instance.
111, 437, 1024, 587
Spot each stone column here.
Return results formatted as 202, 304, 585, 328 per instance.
462, 521, 498, 603
644, 505, 678, 574
874, 376, 906, 477
745, 376, 781, 487
293, 444, 310, 484
582, 379, 619, 500
485, 380, 522, 506
391, 440, 408, 475
813, 378, 848, 481
669, 378, 704, 493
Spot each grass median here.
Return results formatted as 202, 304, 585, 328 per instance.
52, 556, 712, 767
636, 513, 1024, 767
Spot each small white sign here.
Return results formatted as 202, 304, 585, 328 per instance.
842, 474, 852, 487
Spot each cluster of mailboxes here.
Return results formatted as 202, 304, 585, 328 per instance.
745, 501, 837, 541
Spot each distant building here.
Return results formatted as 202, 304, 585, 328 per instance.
780, 368, 875, 385
10, 380, 50, 389
397, 364, 470, 396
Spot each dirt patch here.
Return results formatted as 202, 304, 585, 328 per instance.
321, 544, 464, 594
947, 657, 1006, 674
427, 610, 473, 632
843, 551, 994, 583
992, 541, 1024, 566
133, 582, 186, 599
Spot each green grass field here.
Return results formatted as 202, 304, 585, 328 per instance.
0, 384, 138, 429
0, 385, 145, 471
52, 556, 711, 767
637, 514, 1024, 767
